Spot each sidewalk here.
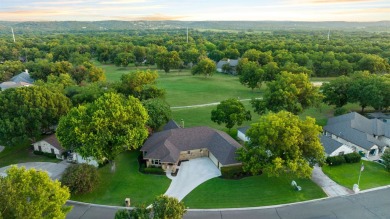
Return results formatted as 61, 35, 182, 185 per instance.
311, 165, 353, 197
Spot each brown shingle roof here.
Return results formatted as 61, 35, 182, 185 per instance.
140, 126, 242, 165
41, 134, 65, 152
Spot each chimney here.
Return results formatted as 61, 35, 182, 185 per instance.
25, 69, 29, 74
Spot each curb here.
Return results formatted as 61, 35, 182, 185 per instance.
66, 200, 134, 210
66, 186, 390, 212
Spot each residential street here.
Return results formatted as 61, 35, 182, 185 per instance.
66, 187, 390, 219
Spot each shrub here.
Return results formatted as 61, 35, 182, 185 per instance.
60, 163, 99, 194
344, 152, 361, 163
326, 155, 346, 166
115, 209, 131, 219
33, 150, 44, 155
334, 107, 348, 116
152, 195, 186, 219
221, 165, 251, 179
382, 149, 390, 172
143, 167, 165, 175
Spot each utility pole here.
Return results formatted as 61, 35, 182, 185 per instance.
11, 27, 16, 43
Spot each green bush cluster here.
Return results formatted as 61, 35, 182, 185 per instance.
142, 167, 165, 175
60, 163, 99, 194
221, 165, 251, 179
33, 150, 57, 159
326, 152, 361, 166
344, 152, 361, 163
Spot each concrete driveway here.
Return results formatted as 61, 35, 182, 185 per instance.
0, 161, 70, 180
164, 157, 221, 201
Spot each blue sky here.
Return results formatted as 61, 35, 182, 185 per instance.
1, 0, 389, 21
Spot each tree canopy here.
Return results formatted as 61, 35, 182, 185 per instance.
239, 61, 264, 90
237, 111, 325, 178
191, 57, 216, 77
142, 98, 172, 131
211, 98, 251, 130
116, 70, 165, 100
56, 92, 149, 163
0, 166, 71, 219
0, 86, 71, 145
251, 72, 323, 115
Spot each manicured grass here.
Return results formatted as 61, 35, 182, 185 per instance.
172, 101, 260, 130
183, 175, 326, 208
322, 160, 390, 190
94, 61, 263, 106
71, 151, 171, 207
157, 72, 263, 106
0, 141, 59, 168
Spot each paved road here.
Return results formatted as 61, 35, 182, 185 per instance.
66, 187, 390, 219
0, 161, 70, 180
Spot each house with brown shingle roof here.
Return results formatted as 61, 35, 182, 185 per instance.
140, 123, 242, 171
32, 134, 65, 159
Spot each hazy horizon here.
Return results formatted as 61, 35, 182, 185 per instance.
1, 0, 389, 22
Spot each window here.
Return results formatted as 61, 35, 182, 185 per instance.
338, 151, 345, 156
152, 159, 161, 165
187, 151, 191, 154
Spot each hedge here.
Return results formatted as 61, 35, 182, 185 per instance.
344, 152, 361, 163
326, 152, 361, 166
221, 165, 251, 179
33, 150, 57, 159
326, 155, 346, 166
143, 167, 165, 175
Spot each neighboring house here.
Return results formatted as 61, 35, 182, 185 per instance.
216, 59, 239, 74
237, 126, 250, 142
323, 112, 390, 159
140, 122, 242, 172
321, 135, 353, 157
32, 134, 65, 159
0, 69, 34, 91
32, 134, 99, 167
367, 112, 390, 123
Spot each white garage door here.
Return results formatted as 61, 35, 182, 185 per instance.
208, 152, 219, 168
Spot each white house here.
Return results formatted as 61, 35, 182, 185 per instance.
237, 126, 250, 142
32, 134, 99, 167
322, 112, 390, 159
32, 134, 64, 159
320, 135, 354, 157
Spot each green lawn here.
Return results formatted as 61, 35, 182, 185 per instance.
322, 160, 390, 190
183, 175, 326, 208
0, 141, 59, 168
172, 101, 260, 130
71, 151, 171, 207
157, 72, 263, 106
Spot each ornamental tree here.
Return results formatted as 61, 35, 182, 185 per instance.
237, 111, 325, 178
0, 166, 71, 219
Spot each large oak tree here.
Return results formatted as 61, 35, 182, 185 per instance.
0, 86, 71, 145
251, 72, 323, 115
237, 111, 325, 178
56, 92, 149, 169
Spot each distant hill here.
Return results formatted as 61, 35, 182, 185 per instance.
0, 20, 389, 33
